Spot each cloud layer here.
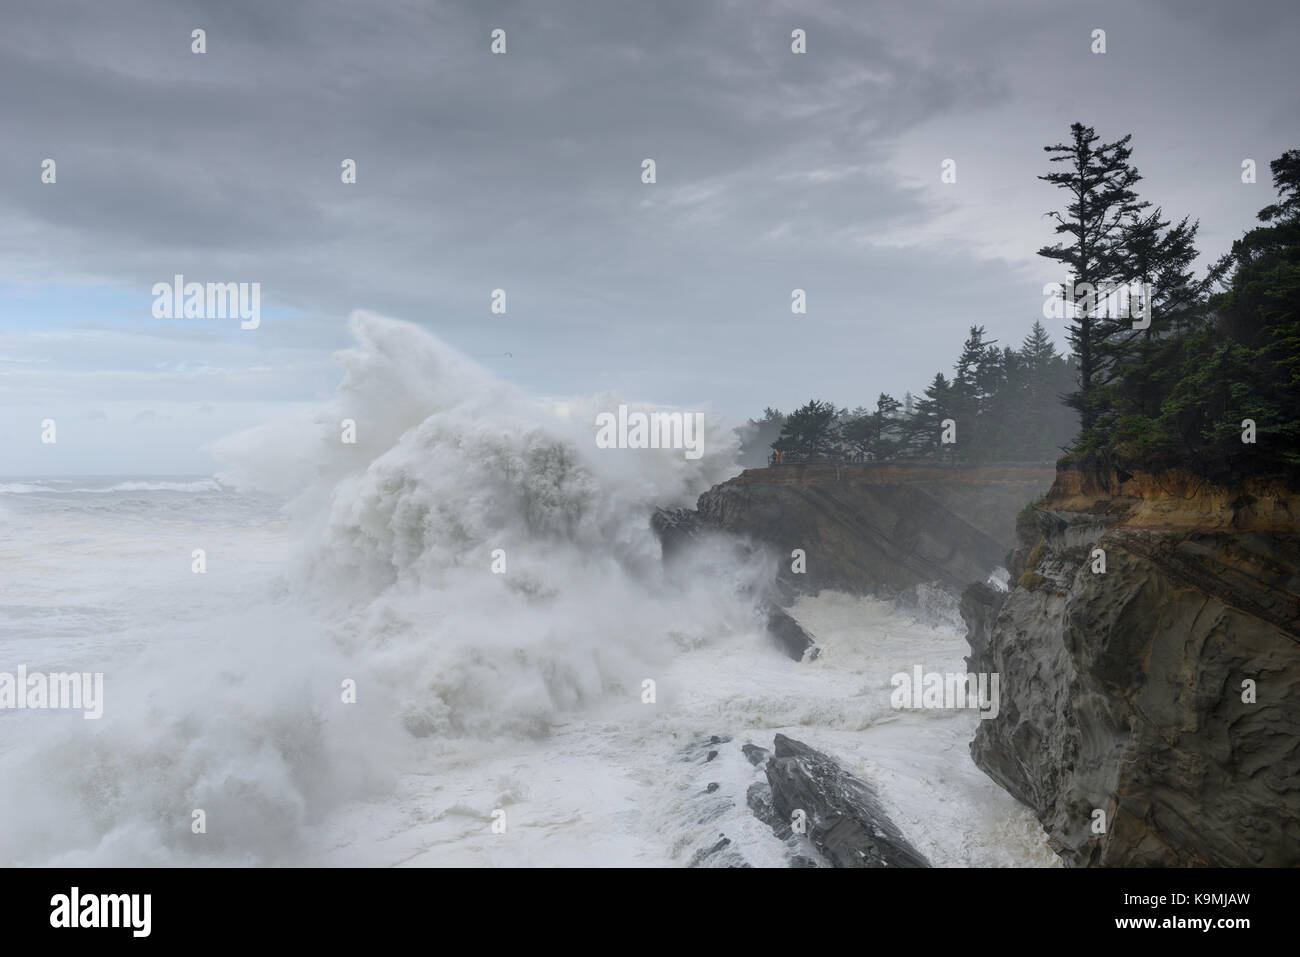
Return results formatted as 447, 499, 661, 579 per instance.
2, 0, 1297, 472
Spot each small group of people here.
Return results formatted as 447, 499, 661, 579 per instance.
767, 449, 873, 466
768, 449, 809, 465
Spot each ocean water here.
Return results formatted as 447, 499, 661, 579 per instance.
0, 313, 1056, 867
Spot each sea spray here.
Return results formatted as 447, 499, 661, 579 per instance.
211, 313, 756, 737
0, 311, 767, 865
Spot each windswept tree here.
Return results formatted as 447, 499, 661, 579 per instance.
871, 393, 904, 459
1094, 209, 1209, 431
772, 399, 841, 458
1213, 148, 1300, 360
736, 406, 787, 466
951, 326, 981, 423
1070, 147, 1300, 480
1114, 209, 1205, 332
1039, 123, 1149, 431
950, 326, 1005, 457
1255, 148, 1300, 226
953, 325, 998, 406
843, 393, 905, 460
1189, 148, 1300, 471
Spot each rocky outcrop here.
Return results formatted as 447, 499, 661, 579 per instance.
652, 462, 1053, 659
964, 468, 1300, 866
749, 734, 930, 867
651, 505, 817, 660
681, 462, 1056, 597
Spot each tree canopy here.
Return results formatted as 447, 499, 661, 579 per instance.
738, 135, 1299, 486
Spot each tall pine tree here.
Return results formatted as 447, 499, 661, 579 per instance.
1038, 123, 1148, 431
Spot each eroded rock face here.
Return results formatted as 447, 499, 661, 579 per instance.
676, 462, 1056, 597
650, 506, 816, 660
758, 734, 930, 868
651, 463, 1054, 660
965, 469, 1300, 866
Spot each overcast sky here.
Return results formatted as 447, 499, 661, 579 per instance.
2, 0, 1297, 474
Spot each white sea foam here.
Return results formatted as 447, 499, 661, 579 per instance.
96, 480, 226, 494
0, 479, 225, 495
0, 311, 1055, 867
0, 312, 766, 864
0, 483, 48, 494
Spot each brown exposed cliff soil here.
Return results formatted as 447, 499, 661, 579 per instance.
1042, 467, 1299, 533
1035, 467, 1300, 637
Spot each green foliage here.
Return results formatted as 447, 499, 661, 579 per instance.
757, 320, 1076, 464
1070, 146, 1300, 482
748, 138, 1299, 484
1038, 123, 1149, 430
773, 399, 841, 457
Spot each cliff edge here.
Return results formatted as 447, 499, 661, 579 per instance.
963, 468, 1300, 866
663, 462, 1056, 597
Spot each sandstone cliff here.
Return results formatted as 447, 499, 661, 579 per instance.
963, 468, 1300, 866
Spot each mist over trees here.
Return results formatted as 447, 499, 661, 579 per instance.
737, 130, 1299, 484
735, 407, 789, 467
735, 318, 1076, 465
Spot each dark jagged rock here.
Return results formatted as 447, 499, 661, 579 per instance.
765, 603, 817, 661
679, 733, 731, 764
960, 580, 1006, 673
653, 464, 1053, 661
651, 506, 817, 661
966, 468, 1300, 866
688, 834, 747, 868
741, 743, 770, 767
649, 507, 706, 563
746, 781, 780, 830
760, 734, 931, 868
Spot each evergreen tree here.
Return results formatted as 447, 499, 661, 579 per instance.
982, 345, 1020, 459
898, 390, 918, 456
749, 318, 1080, 467
1191, 149, 1300, 472
1096, 210, 1209, 430
1073, 147, 1300, 481
913, 373, 954, 456
772, 399, 841, 458
951, 326, 1003, 458
737, 407, 786, 466
1018, 320, 1075, 457
1038, 123, 1149, 431
870, 392, 903, 460
1020, 319, 1058, 371
840, 406, 872, 459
